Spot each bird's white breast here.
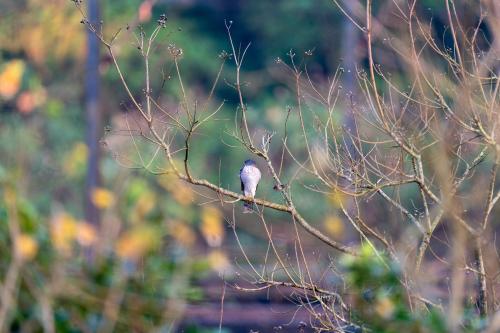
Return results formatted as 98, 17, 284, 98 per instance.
240, 165, 261, 197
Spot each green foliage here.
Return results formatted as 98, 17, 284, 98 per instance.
341, 245, 487, 333
0, 0, 495, 332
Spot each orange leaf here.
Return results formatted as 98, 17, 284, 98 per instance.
200, 206, 224, 247
0, 60, 24, 99
116, 225, 160, 260
16, 234, 38, 261
76, 223, 98, 247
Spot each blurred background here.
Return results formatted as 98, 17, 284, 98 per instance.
0, 0, 483, 332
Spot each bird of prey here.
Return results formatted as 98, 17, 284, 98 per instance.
239, 159, 261, 213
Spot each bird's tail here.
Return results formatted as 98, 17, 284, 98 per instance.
243, 201, 254, 213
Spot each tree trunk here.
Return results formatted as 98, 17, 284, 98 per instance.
84, 0, 101, 226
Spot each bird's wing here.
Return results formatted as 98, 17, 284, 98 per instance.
240, 167, 244, 191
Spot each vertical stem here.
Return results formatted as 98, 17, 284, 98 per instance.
415, 232, 431, 271
39, 291, 55, 333
448, 218, 466, 333
340, 0, 359, 134
365, 0, 385, 123
474, 237, 488, 316
0, 189, 22, 332
0, 260, 20, 332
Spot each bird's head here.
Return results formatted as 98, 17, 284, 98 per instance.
244, 159, 257, 166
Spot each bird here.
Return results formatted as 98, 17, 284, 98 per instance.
239, 159, 261, 213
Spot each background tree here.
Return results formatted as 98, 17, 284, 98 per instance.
84, 0, 102, 227
1, 0, 500, 332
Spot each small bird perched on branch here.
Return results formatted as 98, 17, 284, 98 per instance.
239, 159, 261, 213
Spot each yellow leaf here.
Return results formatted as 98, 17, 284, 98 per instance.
200, 206, 224, 247
51, 213, 78, 253
0, 2, 85, 65
3, 186, 16, 207
116, 225, 160, 260
76, 223, 98, 247
324, 216, 344, 238
0, 60, 24, 99
207, 249, 230, 272
16, 234, 38, 261
92, 188, 115, 209
63, 142, 88, 176
134, 190, 156, 217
